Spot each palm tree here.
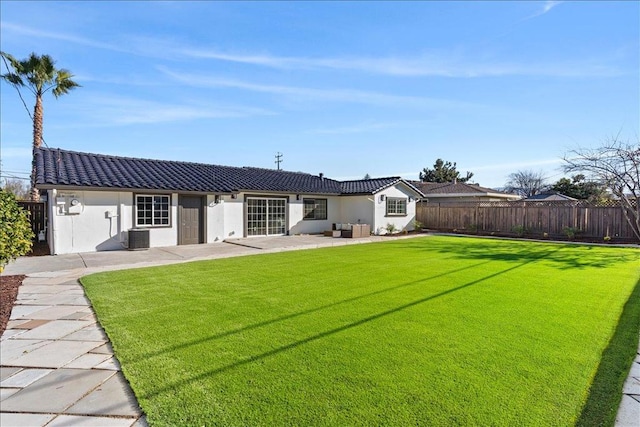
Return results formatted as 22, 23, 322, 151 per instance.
1, 52, 80, 200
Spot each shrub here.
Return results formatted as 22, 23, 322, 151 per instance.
563, 226, 579, 240
512, 225, 526, 237
0, 190, 33, 272
385, 223, 398, 234
412, 219, 423, 232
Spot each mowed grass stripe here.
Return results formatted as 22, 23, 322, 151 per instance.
81, 236, 640, 426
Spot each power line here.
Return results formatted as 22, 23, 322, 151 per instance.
1, 170, 30, 175
1, 174, 30, 181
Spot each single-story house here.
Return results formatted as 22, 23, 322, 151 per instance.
35, 147, 424, 255
411, 181, 520, 202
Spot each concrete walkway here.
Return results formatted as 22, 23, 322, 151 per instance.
1, 234, 639, 426
0, 235, 414, 426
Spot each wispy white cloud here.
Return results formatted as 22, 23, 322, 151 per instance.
178, 46, 617, 78
158, 67, 477, 109
524, 1, 563, 21
306, 121, 409, 135
69, 95, 274, 126
0, 21, 128, 53
3, 20, 620, 79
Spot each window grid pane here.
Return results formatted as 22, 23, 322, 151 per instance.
136, 195, 170, 227
386, 198, 407, 215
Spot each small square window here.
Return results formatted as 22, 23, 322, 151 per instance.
136, 195, 170, 227
303, 198, 327, 220
386, 198, 407, 216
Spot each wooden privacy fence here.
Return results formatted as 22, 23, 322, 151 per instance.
17, 201, 46, 241
416, 200, 638, 242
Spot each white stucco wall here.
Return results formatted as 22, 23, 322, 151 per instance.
206, 195, 225, 243
223, 195, 244, 238
289, 195, 341, 235
373, 184, 418, 234
50, 190, 181, 254
339, 196, 375, 228
50, 190, 132, 254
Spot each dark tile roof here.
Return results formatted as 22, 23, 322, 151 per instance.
340, 177, 424, 196
35, 147, 343, 194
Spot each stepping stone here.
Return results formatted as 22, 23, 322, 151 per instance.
616, 394, 640, 426
89, 342, 114, 354
0, 329, 27, 340
0, 339, 48, 363
623, 376, 640, 395
0, 387, 21, 401
11, 319, 51, 329
47, 414, 137, 427
63, 324, 108, 342
5, 319, 30, 329
25, 306, 88, 320
60, 308, 94, 320
0, 366, 22, 381
1, 368, 114, 413
64, 353, 111, 369
95, 356, 121, 371
0, 368, 52, 387
24, 294, 90, 306
0, 413, 55, 427
7, 339, 101, 368
16, 320, 92, 340
66, 373, 141, 416
10, 305, 51, 319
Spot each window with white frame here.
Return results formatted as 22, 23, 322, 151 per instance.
303, 198, 327, 220
135, 195, 170, 227
386, 198, 407, 216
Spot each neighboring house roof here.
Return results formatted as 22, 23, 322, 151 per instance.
411, 181, 519, 200
340, 177, 423, 196
523, 192, 577, 201
34, 147, 423, 197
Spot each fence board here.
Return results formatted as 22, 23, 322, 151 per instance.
17, 201, 46, 241
417, 200, 638, 242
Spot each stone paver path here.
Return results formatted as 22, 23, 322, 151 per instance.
616, 341, 640, 426
1, 272, 146, 427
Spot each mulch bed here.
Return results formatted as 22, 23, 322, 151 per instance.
1, 275, 24, 335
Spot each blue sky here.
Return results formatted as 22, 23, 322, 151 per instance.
1, 1, 638, 188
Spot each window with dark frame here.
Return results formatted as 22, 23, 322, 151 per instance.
303, 198, 327, 220
386, 198, 407, 216
136, 195, 170, 227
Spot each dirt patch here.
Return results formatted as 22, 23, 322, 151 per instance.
27, 242, 50, 257
1, 275, 24, 335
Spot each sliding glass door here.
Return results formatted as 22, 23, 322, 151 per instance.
246, 198, 287, 236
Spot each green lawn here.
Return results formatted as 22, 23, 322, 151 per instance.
81, 236, 640, 427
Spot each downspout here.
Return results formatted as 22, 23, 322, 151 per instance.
48, 189, 56, 255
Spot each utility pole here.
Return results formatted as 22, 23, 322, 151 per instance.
275, 152, 283, 170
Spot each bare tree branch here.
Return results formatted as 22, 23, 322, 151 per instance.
562, 136, 640, 241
